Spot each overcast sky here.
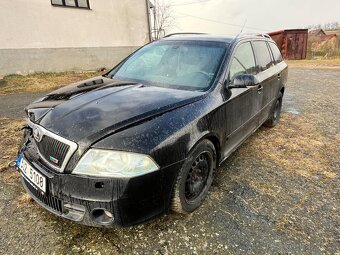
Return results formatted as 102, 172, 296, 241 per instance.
167, 0, 340, 34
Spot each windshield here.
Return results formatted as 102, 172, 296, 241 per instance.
108, 41, 227, 91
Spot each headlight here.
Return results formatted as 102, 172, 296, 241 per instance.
72, 149, 159, 178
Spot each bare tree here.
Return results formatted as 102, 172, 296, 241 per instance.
150, 0, 175, 40
306, 21, 340, 31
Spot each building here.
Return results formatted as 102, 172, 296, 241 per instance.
0, 0, 151, 76
309, 29, 326, 37
309, 29, 338, 41
268, 29, 308, 60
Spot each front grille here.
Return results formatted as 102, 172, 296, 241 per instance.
36, 135, 70, 168
23, 178, 63, 214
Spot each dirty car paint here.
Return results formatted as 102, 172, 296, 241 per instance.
19, 34, 288, 227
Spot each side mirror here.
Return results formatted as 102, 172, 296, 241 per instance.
228, 74, 259, 89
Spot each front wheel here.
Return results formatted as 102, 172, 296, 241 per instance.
264, 92, 283, 128
171, 140, 216, 214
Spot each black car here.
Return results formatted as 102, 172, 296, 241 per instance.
17, 33, 288, 227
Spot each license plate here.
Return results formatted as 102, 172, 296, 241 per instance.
18, 155, 46, 193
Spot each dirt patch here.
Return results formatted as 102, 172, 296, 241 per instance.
0, 71, 102, 95
14, 193, 35, 208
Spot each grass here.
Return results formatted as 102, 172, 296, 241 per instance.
239, 113, 337, 179
325, 30, 340, 36
0, 71, 102, 95
0, 118, 25, 170
287, 58, 340, 69
0, 118, 25, 186
218, 112, 339, 244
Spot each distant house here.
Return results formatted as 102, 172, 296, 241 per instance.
309, 29, 337, 41
320, 34, 338, 40
309, 29, 326, 37
308, 29, 338, 41
268, 29, 308, 60
0, 0, 152, 76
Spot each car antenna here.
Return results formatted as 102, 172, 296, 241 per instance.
232, 19, 247, 43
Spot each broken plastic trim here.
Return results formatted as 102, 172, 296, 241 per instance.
8, 161, 17, 168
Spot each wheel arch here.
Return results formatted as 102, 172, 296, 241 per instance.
188, 133, 221, 168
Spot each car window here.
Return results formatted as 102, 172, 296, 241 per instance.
109, 41, 227, 91
269, 42, 283, 63
229, 42, 256, 82
252, 41, 273, 72
123, 45, 166, 75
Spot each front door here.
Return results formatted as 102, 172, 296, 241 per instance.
221, 41, 262, 158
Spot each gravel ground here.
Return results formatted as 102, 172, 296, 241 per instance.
0, 93, 44, 118
0, 68, 339, 255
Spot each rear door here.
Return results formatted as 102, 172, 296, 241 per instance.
252, 40, 278, 124
268, 41, 287, 90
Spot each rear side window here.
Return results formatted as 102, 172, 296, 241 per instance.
252, 41, 273, 72
269, 42, 283, 63
229, 42, 256, 82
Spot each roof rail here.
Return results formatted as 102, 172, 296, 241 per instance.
257, 33, 271, 39
164, 33, 207, 38
237, 33, 272, 40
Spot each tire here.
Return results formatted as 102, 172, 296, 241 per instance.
171, 139, 216, 214
264, 92, 283, 128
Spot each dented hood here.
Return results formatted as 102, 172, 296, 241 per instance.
30, 77, 205, 144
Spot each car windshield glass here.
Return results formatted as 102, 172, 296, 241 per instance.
108, 41, 227, 91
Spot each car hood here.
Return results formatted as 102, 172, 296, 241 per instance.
33, 77, 205, 144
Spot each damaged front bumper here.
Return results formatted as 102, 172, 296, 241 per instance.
18, 151, 182, 227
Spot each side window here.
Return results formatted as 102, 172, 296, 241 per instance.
229, 42, 256, 82
252, 41, 273, 72
269, 42, 283, 63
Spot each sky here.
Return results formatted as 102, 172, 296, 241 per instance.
165, 0, 340, 35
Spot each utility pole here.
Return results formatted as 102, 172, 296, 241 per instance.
145, 0, 153, 42
153, 0, 158, 40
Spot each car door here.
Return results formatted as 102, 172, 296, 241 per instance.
221, 41, 263, 158
268, 40, 287, 92
252, 40, 279, 124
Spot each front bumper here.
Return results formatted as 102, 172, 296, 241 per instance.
20, 153, 183, 227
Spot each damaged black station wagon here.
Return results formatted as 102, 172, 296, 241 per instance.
17, 33, 287, 227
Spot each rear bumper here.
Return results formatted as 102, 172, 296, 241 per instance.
20, 154, 183, 227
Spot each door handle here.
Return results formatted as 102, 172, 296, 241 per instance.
257, 85, 263, 94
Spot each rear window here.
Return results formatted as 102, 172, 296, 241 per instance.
269, 42, 284, 63
252, 41, 273, 72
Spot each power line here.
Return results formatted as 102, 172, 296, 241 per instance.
170, 0, 212, 6
177, 12, 269, 32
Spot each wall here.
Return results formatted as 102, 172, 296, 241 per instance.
0, 0, 150, 76
269, 29, 308, 60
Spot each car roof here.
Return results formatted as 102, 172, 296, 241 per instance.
160, 33, 274, 44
